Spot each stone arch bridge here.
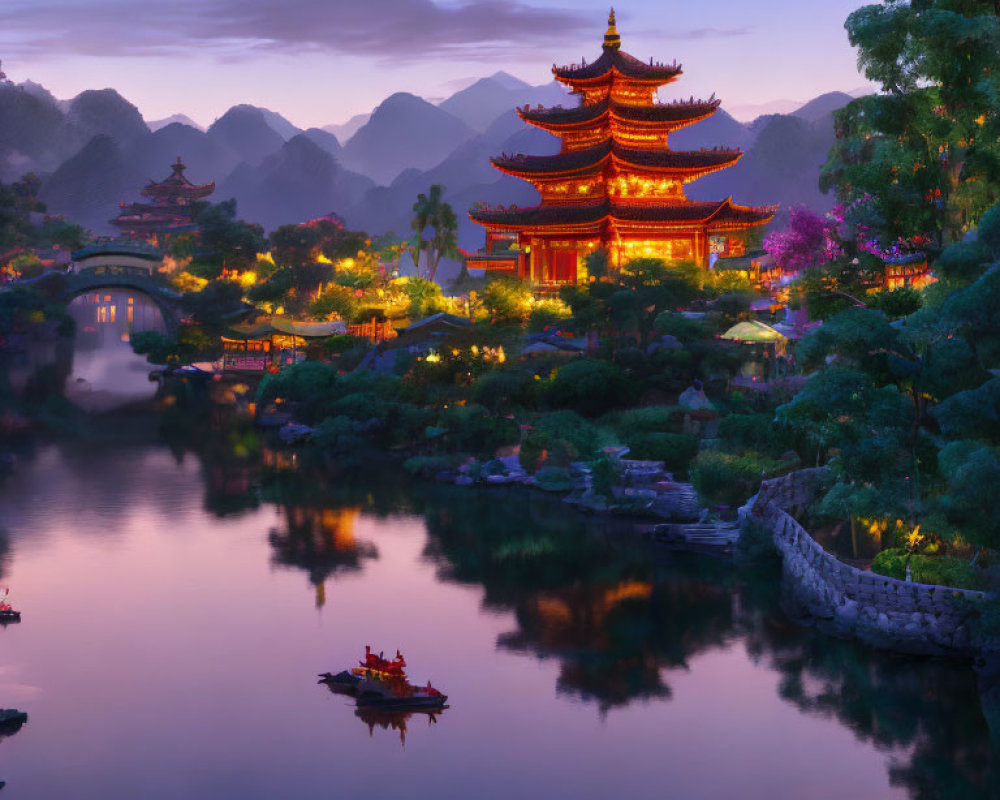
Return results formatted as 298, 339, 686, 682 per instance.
61, 266, 182, 335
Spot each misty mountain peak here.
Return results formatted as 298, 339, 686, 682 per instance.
68, 88, 148, 144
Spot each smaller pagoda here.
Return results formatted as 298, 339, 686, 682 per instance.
111, 157, 214, 245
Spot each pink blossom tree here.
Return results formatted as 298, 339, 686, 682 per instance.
764, 206, 842, 273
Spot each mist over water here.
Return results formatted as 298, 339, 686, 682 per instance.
65, 290, 166, 411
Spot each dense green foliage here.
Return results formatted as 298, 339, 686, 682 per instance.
871, 548, 989, 591
691, 451, 782, 509
822, 2, 1000, 244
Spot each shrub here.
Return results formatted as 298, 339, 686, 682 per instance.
546, 359, 633, 416
735, 517, 780, 567
690, 450, 781, 509
256, 361, 338, 405
131, 330, 177, 365
935, 240, 993, 286
399, 277, 448, 318
323, 334, 355, 355
534, 466, 573, 492
437, 404, 518, 454
482, 276, 533, 323
624, 432, 699, 476
866, 287, 922, 320
528, 298, 572, 332
310, 284, 359, 321
717, 413, 796, 458
653, 311, 708, 343
403, 455, 459, 478
979, 201, 1000, 260
471, 370, 536, 412
871, 548, 989, 590
518, 410, 599, 472
613, 406, 684, 438
311, 415, 364, 455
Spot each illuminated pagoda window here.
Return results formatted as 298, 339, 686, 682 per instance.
467, 9, 777, 285
110, 156, 215, 246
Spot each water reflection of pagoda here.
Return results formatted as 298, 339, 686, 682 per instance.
468, 10, 776, 283
354, 707, 443, 746
111, 157, 214, 244
269, 506, 378, 606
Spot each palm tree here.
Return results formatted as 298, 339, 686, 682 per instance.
411, 184, 459, 282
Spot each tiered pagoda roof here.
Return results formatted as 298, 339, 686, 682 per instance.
470, 9, 775, 237
492, 142, 742, 179
141, 160, 215, 202
471, 198, 772, 231
519, 97, 721, 131
111, 157, 214, 242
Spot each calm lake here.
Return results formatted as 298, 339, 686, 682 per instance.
0, 301, 997, 799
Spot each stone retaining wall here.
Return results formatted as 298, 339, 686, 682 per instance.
749, 470, 989, 655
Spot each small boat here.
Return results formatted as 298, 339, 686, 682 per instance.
0, 588, 20, 624
319, 646, 447, 711
317, 670, 362, 694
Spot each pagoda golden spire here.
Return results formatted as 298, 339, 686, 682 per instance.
603, 7, 621, 50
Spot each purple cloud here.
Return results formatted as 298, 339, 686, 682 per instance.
0, 0, 593, 61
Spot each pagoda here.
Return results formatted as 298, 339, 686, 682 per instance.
467, 10, 776, 284
111, 156, 214, 245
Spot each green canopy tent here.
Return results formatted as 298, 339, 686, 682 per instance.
720, 320, 789, 390
720, 320, 787, 343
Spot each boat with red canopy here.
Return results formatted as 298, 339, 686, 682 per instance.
0, 588, 20, 624
319, 646, 447, 710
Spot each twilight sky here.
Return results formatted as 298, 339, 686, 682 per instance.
0, 0, 874, 128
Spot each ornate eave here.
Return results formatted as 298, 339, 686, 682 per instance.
471, 198, 775, 232
518, 97, 721, 132
553, 49, 682, 87
491, 141, 742, 180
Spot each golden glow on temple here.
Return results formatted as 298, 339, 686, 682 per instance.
467, 11, 777, 285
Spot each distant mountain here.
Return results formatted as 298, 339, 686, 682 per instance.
207, 105, 286, 167
40, 134, 144, 232
725, 99, 804, 122
792, 91, 853, 123
670, 106, 753, 151
438, 76, 570, 133
488, 71, 533, 92
687, 112, 837, 218
19, 71, 850, 249
0, 82, 70, 181
129, 122, 239, 185
258, 108, 302, 141
66, 89, 149, 146
218, 134, 373, 232
300, 127, 342, 158
149, 114, 204, 133
17, 80, 59, 107
339, 93, 476, 185
324, 113, 370, 144
345, 124, 558, 249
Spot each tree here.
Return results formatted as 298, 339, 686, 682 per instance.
481, 276, 532, 323
181, 279, 245, 327
822, 2, 1000, 245
764, 206, 841, 272
0, 174, 45, 252
195, 200, 265, 271
411, 185, 459, 282
310, 284, 359, 322
399, 277, 447, 318
270, 215, 368, 267
608, 258, 702, 345
372, 231, 415, 278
